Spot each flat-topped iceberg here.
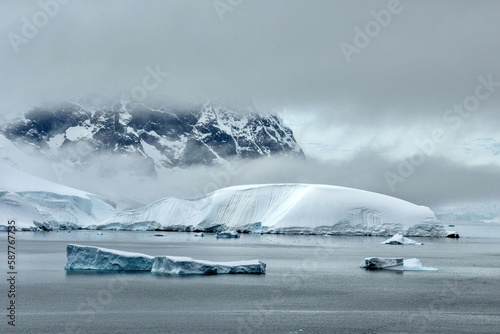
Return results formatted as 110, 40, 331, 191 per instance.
65, 244, 154, 271
360, 257, 437, 271
381, 233, 423, 245
151, 256, 266, 275
64, 244, 266, 275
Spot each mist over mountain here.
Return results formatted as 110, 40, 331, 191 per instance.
1, 99, 304, 178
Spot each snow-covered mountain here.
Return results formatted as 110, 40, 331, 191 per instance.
100, 183, 447, 237
0, 163, 116, 230
434, 201, 500, 224
1, 100, 304, 176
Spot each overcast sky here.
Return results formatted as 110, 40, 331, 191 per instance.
1, 0, 499, 208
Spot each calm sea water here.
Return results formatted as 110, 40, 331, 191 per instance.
1, 228, 500, 334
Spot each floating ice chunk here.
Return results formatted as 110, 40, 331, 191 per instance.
381, 233, 423, 245
402, 258, 438, 271
360, 257, 437, 271
216, 231, 240, 238
194, 233, 204, 237
250, 222, 262, 233
151, 256, 266, 275
64, 244, 153, 271
64, 244, 266, 275
360, 257, 404, 271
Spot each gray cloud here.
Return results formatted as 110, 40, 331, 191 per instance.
47, 154, 500, 212
1, 0, 499, 208
2, 1, 500, 114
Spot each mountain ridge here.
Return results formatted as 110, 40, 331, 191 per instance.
1, 100, 305, 176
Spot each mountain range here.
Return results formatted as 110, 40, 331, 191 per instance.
1, 100, 304, 177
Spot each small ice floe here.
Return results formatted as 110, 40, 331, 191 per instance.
381, 233, 423, 245
153, 233, 165, 237
194, 233, 204, 237
360, 257, 404, 271
360, 257, 437, 271
402, 258, 438, 271
216, 231, 240, 238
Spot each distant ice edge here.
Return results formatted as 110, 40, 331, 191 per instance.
92, 221, 449, 237
64, 244, 266, 275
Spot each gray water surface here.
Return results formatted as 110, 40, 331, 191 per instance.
1, 230, 499, 333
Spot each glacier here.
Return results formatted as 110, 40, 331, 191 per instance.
435, 201, 500, 224
0, 163, 116, 230
65, 244, 154, 271
64, 244, 266, 275
101, 183, 448, 237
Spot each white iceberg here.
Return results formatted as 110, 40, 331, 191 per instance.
360, 257, 437, 271
101, 184, 446, 237
381, 233, 423, 245
151, 256, 266, 275
402, 258, 438, 271
64, 244, 154, 271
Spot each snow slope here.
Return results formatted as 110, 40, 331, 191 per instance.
101, 184, 446, 237
0, 163, 116, 230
